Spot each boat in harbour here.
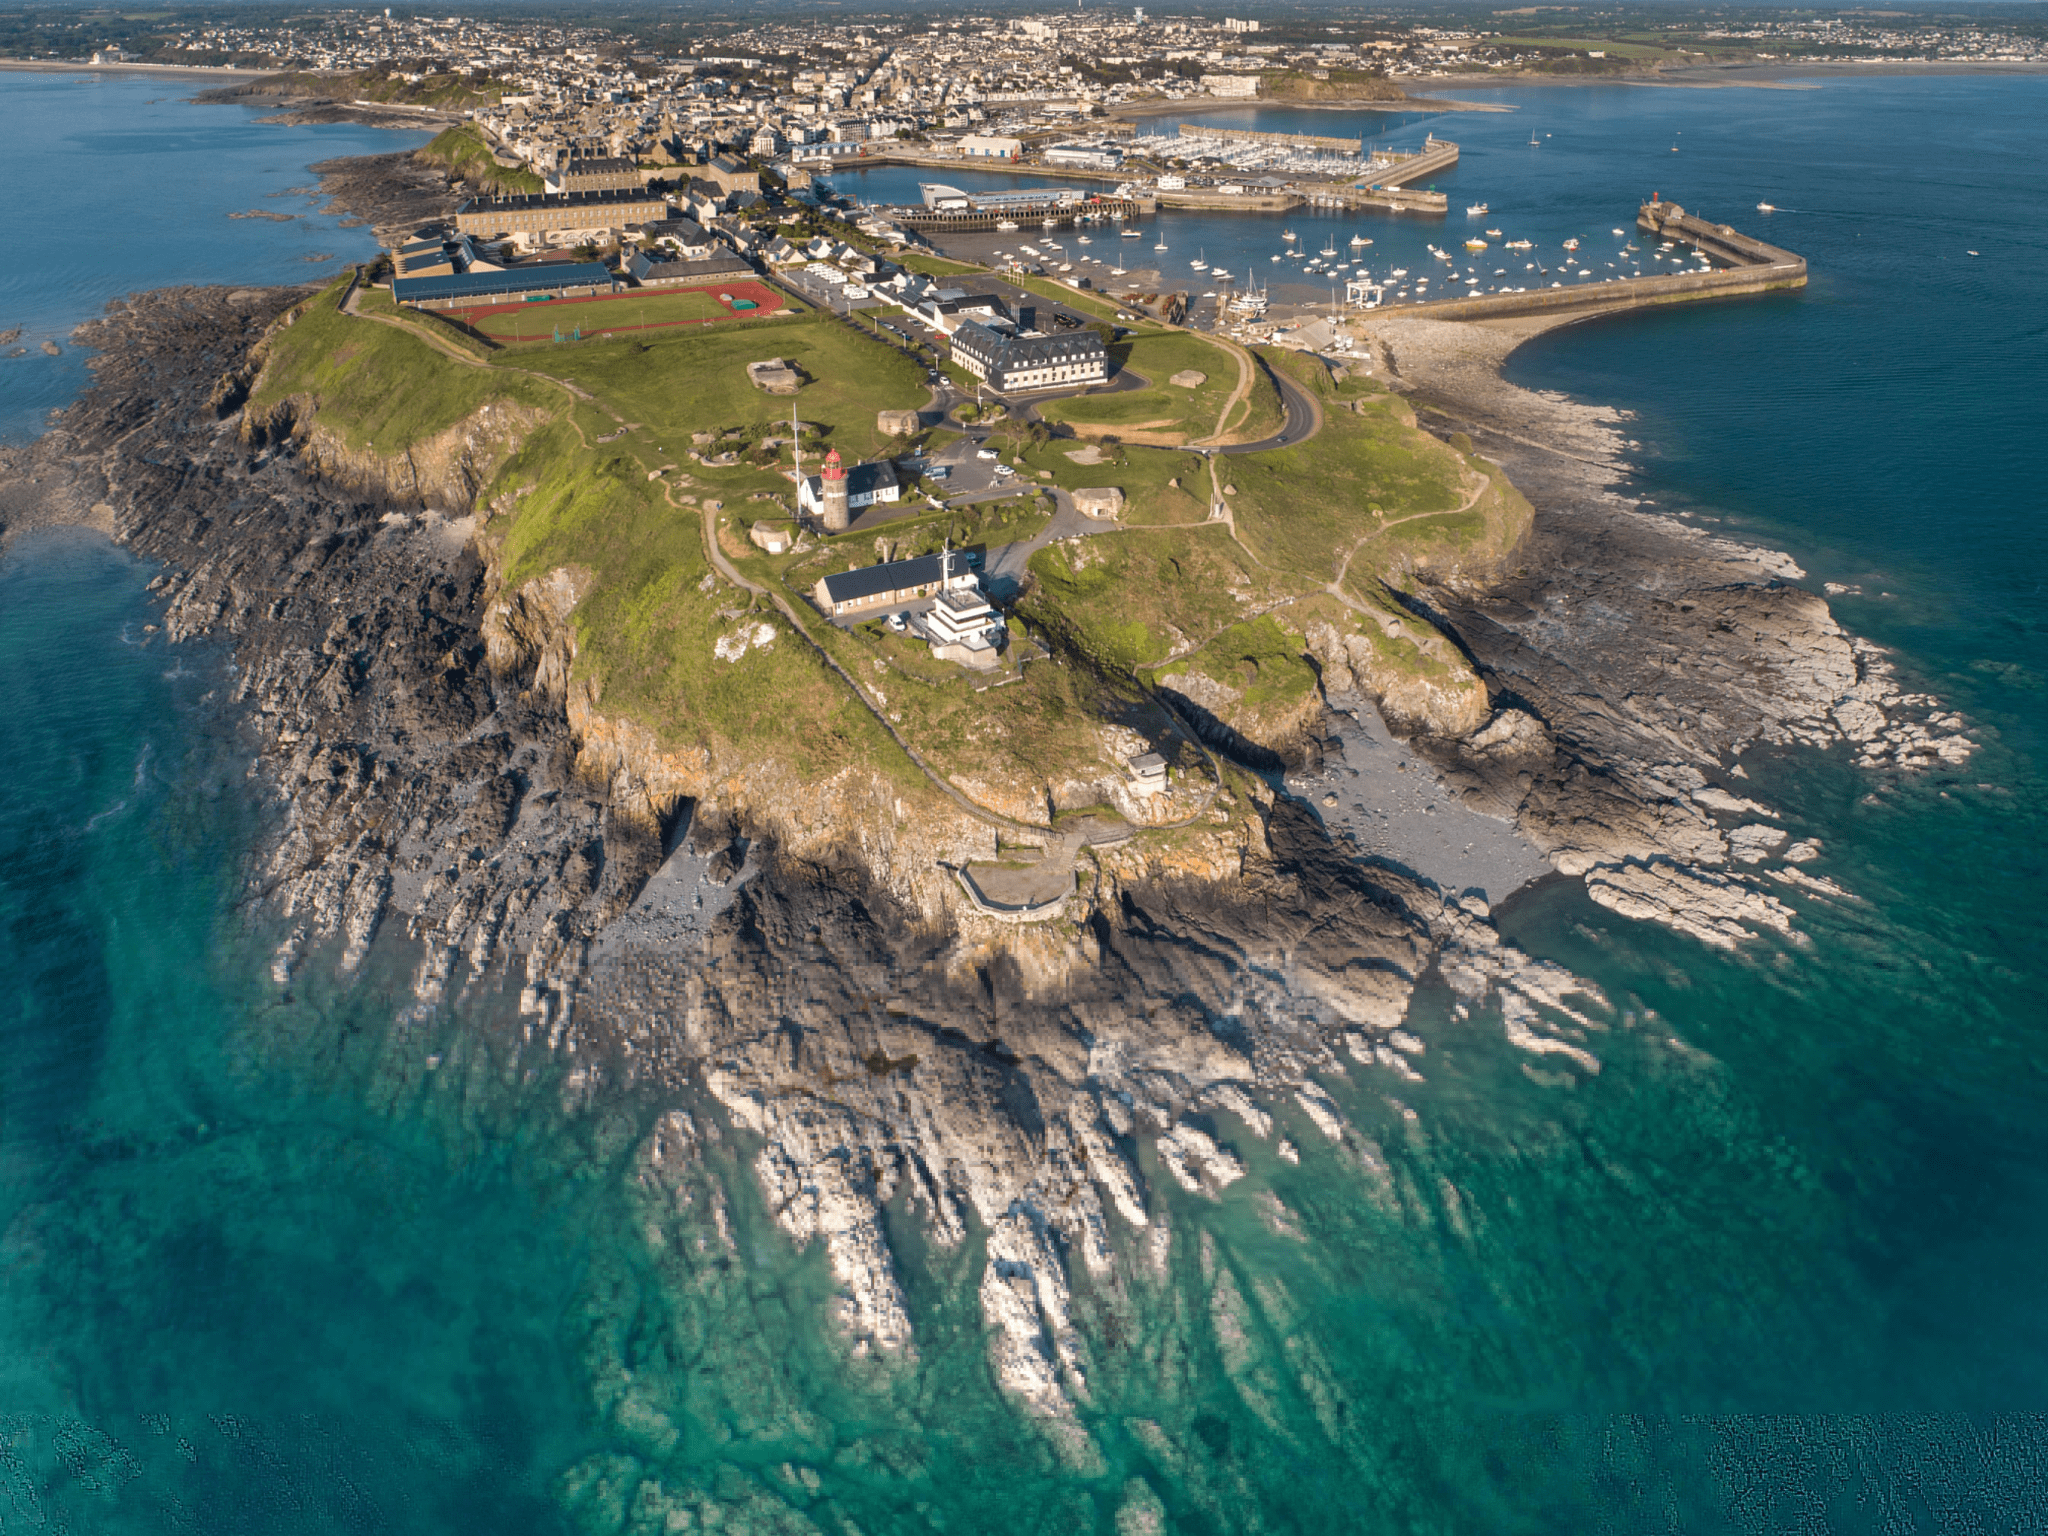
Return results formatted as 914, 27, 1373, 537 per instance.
1122, 227, 1141, 238
1350, 233, 1370, 248
996, 220, 1019, 232
1466, 202, 1489, 216
1757, 202, 1777, 213
1282, 229, 1297, 242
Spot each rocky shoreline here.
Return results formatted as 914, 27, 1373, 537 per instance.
0, 200, 1976, 1445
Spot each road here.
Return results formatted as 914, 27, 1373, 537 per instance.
1214, 351, 1322, 455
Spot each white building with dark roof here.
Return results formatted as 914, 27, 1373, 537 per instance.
797, 451, 900, 520
949, 320, 1109, 394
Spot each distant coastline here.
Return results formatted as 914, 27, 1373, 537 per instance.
0, 57, 273, 80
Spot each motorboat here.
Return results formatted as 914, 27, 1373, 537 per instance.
1757, 202, 1777, 213
996, 220, 1019, 232
1464, 238, 1487, 252
1077, 235, 1092, 245
1563, 237, 1580, 251
1271, 254, 1282, 262
1122, 227, 1141, 238
1350, 234, 1370, 249
1486, 228, 1502, 237
1282, 229, 1297, 242
1612, 227, 1626, 235
1506, 238, 1532, 250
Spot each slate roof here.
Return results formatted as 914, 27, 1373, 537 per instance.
392, 262, 617, 304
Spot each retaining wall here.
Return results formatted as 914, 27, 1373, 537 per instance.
1365, 203, 1804, 325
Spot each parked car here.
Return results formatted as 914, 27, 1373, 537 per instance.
885, 612, 908, 633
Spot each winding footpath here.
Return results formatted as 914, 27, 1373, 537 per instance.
329, 268, 1327, 847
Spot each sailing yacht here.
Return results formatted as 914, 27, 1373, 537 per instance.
1190, 249, 1208, 271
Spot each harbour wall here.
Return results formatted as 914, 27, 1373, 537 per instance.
1365, 202, 1804, 324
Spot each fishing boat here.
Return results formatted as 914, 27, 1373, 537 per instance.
996, 220, 1019, 232
1466, 202, 1488, 216
1350, 233, 1370, 249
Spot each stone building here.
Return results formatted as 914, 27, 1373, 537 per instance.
948, 321, 1109, 394
455, 189, 673, 248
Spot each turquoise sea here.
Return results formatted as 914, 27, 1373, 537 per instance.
3, 72, 2046, 1533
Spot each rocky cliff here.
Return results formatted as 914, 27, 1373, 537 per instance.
0, 282, 1979, 1458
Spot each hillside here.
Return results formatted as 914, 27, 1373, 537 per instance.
242, 270, 1528, 921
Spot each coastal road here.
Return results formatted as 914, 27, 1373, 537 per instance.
1213, 352, 1322, 455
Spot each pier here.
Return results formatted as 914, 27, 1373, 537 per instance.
1360, 201, 1805, 325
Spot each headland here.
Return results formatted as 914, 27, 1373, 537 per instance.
0, 123, 1979, 1441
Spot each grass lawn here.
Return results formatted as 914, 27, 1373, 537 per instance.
492, 423, 913, 780
1021, 525, 1283, 674
1149, 614, 1321, 744
1039, 331, 1242, 445
250, 279, 556, 453
897, 251, 988, 278
503, 311, 928, 465
1013, 438, 1211, 526
1220, 360, 1531, 593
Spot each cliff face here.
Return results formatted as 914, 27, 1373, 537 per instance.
247, 391, 547, 512
1, 281, 1983, 1465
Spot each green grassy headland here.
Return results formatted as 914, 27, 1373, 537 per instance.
246, 274, 1527, 832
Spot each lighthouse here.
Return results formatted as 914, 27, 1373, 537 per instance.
820, 447, 850, 532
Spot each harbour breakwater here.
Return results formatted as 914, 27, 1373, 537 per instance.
1363, 199, 1806, 324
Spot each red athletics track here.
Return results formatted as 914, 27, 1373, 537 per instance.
447, 280, 794, 337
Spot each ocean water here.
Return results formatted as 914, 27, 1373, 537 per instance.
0, 70, 424, 441
4, 72, 2048, 1534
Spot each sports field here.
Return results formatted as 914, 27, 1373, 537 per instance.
453, 281, 793, 343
